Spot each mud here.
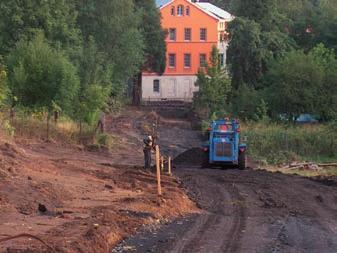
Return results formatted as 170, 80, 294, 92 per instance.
113, 167, 337, 253
173, 148, 206, 166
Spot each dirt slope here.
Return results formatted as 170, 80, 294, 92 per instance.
0, 108, 198, 252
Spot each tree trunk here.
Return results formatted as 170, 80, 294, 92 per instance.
54, 110, 59, 125
79, 121, 82, 136
47, 113, 51, 141
132, 72, 142, 106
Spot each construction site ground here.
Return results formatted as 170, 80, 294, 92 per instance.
1, 107, 337, 253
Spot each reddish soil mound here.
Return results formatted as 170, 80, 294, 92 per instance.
0, 139, 197, 253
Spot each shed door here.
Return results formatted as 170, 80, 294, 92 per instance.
183, 79, 192, 99
167, 79, 177, 98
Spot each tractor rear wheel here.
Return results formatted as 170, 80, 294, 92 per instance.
238, 152, 246, 170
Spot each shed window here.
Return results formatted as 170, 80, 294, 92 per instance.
177, 5, 184, 16
153, 80, 160, 93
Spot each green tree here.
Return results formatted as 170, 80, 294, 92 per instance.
7, 34, 79, 135
0, 59, 7, 107
73, 37, 111, 127
76, 0, 144, 86
264, 49, 324, 120
0, 0, 81, 55
227, 18, 264, 89
133, 0, 166, 105
135, 0, 166, 74
309, 44, 337, 120
194, 46, 231, 118
231, 0, 280, 31
231, 83, 259, 120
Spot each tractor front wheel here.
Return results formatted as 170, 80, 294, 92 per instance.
238, 152, 246, 170
201, 151, 209, 168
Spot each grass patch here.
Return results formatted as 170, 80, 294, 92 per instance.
242, 122, 337, 165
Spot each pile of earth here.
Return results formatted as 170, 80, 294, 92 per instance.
173, 148, 206, 166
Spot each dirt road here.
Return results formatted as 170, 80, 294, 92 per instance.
113, 109, 337, 253
113, 166, 337, 253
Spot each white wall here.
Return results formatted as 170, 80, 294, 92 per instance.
218, 40, 229, 66
142, 75, 198, 102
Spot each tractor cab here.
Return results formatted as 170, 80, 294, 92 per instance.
203, 119, 247, 169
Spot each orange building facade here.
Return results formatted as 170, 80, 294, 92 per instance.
142, 0, 233, 102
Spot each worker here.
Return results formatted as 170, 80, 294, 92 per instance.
95, 111, 105, 133
143, 135, 153, 170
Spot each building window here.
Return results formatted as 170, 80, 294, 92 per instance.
184, 54, 191, 68
169, 54, 176, 68
200, 28, 207, 41
153, 80, 160, 93
186, 6, 190, 16
171, 6, 175, 16
184, 28, 191, 41
177, 5, 184, 16
199, 54, 206, 67
169, 28, 176, 41
219, 53, 225, 66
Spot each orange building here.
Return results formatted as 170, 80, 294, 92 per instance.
142, 0, 233, 102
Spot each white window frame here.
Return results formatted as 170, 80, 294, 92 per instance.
169, 28, 176, 41
177, 5, 184, 16
153, 79, 160, 93
184, 28, 191, 41
168, 54, 176, 68
184, 54, 191, 68
200, 28, 207, 41
199, 54, 206, 67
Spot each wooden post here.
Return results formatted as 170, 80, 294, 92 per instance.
155, 145, 162, 196
168, 156, 172, 176
161, 156, 164, 172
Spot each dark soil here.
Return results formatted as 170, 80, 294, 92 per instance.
173, 148, 206, 166
113, 168, 337, 253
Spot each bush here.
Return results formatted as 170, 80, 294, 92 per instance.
0, 60, 7, 107
6, 34, 79, 116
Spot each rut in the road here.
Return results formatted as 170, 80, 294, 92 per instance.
171, 171, 247, 253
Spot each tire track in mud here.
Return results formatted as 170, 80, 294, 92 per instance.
222, 183, 246, 253
170, 172, 247, 253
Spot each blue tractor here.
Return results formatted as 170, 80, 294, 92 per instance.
202, 119, 247, 169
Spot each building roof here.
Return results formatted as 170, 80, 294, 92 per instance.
155, 0, 232, 21
195, 2, 232, 20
